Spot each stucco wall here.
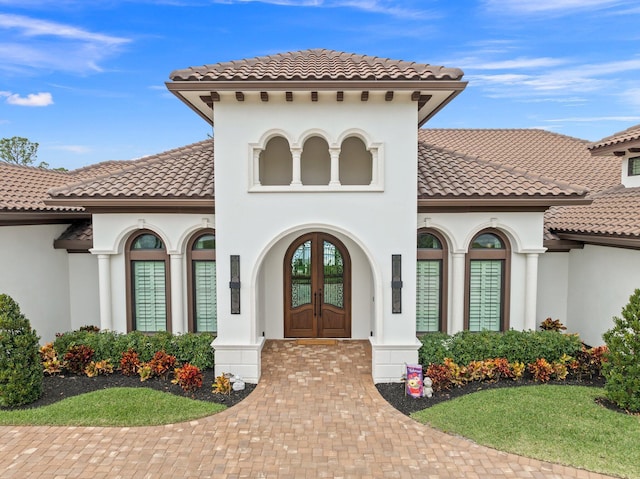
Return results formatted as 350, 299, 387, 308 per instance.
537, 252, 570, 327
417, 211, 546, 333
0, 224, 71, 343
566, 245, 640, 346
213, 92, 419, 348
68, 253, 100, 331
91, 213, 215, 334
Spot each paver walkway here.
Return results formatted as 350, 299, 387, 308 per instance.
0, 340, 616, 478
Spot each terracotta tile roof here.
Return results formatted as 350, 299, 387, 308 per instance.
0, 162, 82, 212
70, 159, 143, 180
547, 185, 640, 238
417, 143, 588, 199
49, 140, 214, 199
56, 220, 93, 241
588, 123, 640, 152
420, 129, 621, 193
170, 49, 464, 82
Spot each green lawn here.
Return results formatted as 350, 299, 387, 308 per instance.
412, 385, 640, 479
0, 388, 226, 427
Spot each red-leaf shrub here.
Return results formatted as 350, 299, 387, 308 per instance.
146, 351, 176, 380
172, 363, 203, 393
120, 349, 141, 376
528, 358, 554, 382
64, 344, 95, 374
425, 363, 453, 391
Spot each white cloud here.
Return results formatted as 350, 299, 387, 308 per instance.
621, 88, 640, 108
546, 116, 640, 123
50, 144, 91, 154
212, 0, 431, 19
483, 0, 626, 14
5, 91, 53, 106
0, 14, 131, 74
457, 56, 567, 70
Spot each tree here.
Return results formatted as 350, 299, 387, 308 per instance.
0, 136, 40, 166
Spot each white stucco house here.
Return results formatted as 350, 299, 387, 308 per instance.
1, 50, 638, 383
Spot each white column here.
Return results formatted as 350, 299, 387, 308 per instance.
170, 253, 185, 334
524, 253, 539, 331
329, 147, 341, 186
291, 148, 302, 186
97, 254, 112, 331
450, 252, 466, 334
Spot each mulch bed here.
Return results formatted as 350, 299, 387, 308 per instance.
376, 377, 608, 416
6, 369, 255, 410
7, 373, 630, 417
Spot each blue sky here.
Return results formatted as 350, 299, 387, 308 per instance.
1, 0, 640, 170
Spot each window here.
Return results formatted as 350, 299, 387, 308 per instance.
416, 230, 447, 333
187, 231, 217, 333
465, 230, 510, 332
126, 231, 170, 332
628, 156, 640, 176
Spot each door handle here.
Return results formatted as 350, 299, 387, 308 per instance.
313, 292, 317, 317
318, 289, 322, 318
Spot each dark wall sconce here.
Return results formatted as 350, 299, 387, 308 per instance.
230, 255, 240, 314
391, 254, 402, 314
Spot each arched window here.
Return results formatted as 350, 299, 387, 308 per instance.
339, 136, 372, 185
416, 229, 447, 333
126, 230, 170, 332
465, 230, 510, 332
259, 136, 293, 185
187, 231, 217, 333
301, 136, 331, 185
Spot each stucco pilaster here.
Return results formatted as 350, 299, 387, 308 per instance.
524, 253, 539, 330
450, 252, 465, 333
170, 253, 185, 334
96, 254, 113, 331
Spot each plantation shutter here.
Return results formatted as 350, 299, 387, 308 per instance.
416, 260, 441, 332
133, 260, 167, 332
193, 260, 217, 332
468, 259, 502, 331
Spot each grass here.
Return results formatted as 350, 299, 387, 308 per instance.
412, 385, 640, 479
0, 388, 226, 427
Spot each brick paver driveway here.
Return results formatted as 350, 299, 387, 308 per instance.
0, 340, 615, 478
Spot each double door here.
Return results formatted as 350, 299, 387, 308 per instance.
284, 233, 351, 338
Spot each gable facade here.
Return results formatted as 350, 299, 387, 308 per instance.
2, 49, 636, 382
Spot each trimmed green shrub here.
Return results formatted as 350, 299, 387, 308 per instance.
52, 329, 214, 370
419, 329, 582, 367
0, 294, 42, 407
602, 289, 640, 412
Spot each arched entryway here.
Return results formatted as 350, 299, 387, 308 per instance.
283, 232, 351, 338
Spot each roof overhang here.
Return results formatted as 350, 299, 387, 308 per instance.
589, 139, 640, 157
552, 232, 640, 250
0, 211, 90, 226
417, 196, 591, 212
44, 197, 215, 214
166, 80, 467, 127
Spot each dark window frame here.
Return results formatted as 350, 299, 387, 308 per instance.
464, 229, 511, 332
628, 156, 640, 176
186, 229, 217, 333
416, 228, 448, 334
125, 230, 172, 333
